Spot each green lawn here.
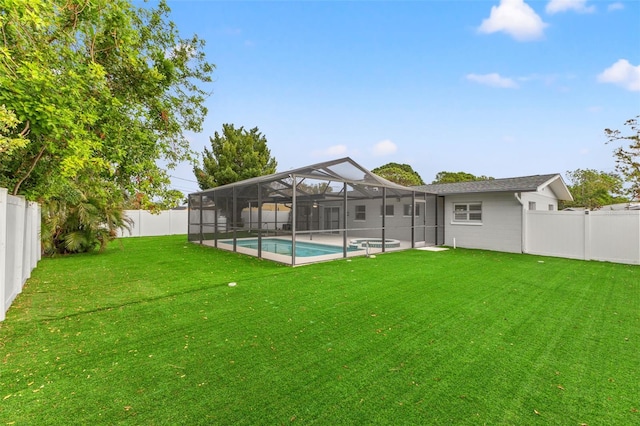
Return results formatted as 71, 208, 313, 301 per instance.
1, 235, 638, 425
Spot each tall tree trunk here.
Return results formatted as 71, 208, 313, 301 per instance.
13, 144, 46, 196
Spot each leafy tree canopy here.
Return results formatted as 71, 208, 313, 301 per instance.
371, 163, 425, 186
606, 116, 640, 201
0, 0, 214, 253
432, 171, 494, 184
563, 168, 627, 210
0, 0, 213, 206
194, 124, 277, 189
296, 181, 334, 194
0, 105, 29, 155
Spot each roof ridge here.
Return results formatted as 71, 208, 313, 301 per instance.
417, 173, 560, 186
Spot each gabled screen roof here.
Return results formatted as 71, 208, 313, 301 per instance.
190, 157, 429, 200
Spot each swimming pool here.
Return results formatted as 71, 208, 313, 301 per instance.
227, 238, 362, 257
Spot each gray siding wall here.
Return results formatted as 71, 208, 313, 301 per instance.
520, 186, 560, 211
444, 192, 523, 253
307, 196, 433, 241
343, 198, 417, 241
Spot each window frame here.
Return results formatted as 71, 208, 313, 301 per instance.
403, 203, 421, 217
380, 204, 395, 217
354, 205, 366, 221
452, 202, 482, 224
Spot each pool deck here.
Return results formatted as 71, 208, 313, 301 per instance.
202, 233, 417, 265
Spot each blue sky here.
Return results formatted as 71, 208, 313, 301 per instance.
154, 0, 639, 194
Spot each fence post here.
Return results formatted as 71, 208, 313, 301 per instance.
23, 201, 40, 282
22, 198, 32, 285
583, 211, 591, 261
32, 201, 42, 266
521, 208, 528, 254
135, 210, 142, 237
637, 212, 640, 265
0, 188, 7, 321
12, 196, 26, 300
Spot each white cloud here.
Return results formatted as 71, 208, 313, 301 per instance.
221, 27, 242, 36
597, 59, 640, 92
478, 0, 548, 41
608, 2, 624, 12
312, 144, 348, 158
546, 0, 596, 14
518, 73, 559, 86
327, 145, 348, 156
467, 73, 519, 88
372, 140, 397, 157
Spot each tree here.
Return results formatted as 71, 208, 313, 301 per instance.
0, 105, 29, 155
371, 163, 425, 186
296, 181, 334, 194
432, 171, 494, 184
606, 116, 640, 200
0, 0, 213, 253
194, 124, 277, 189
0, 0, 212, 202
563, 169, 627, 210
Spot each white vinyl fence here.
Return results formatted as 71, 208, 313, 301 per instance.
1, 188, 41, 321
118, 208, 640, 265
525, 210, 640, 265
118, 209, 188, 237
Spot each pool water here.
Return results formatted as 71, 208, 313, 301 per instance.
229, 238, 362, 257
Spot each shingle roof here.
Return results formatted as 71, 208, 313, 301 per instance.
413, 174, 562, 195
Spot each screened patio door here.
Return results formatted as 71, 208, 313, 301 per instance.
413, 200, 427, 246
324, 207, 340, 233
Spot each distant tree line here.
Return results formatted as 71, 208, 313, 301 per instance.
368, 116, 639, 209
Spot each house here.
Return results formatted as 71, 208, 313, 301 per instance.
413, 174, 573, 253
597, 202, 640, 211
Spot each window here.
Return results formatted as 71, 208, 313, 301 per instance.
548, 204, 554, 211
380, 204, 394, 216
453, 203, 482, 223
355, 205, 366, 221
529, 202, 536, 211
403, 204, 421, 216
